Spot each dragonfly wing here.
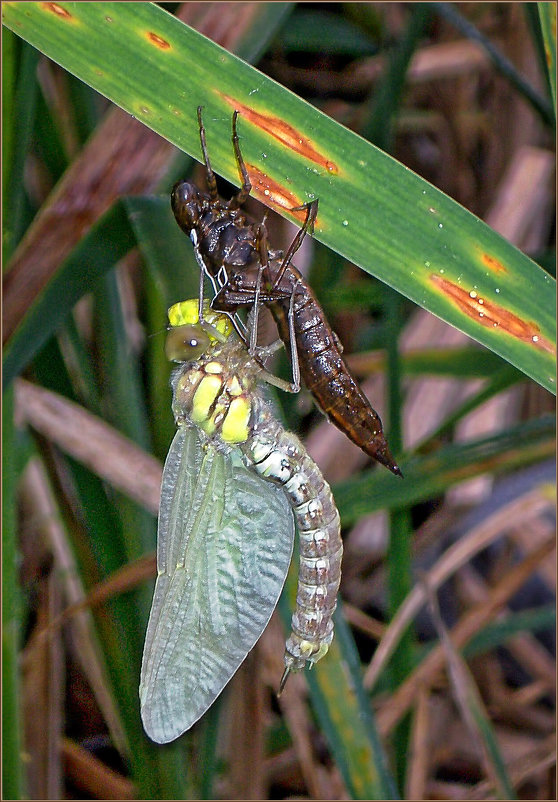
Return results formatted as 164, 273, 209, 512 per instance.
140, 426, 294, 744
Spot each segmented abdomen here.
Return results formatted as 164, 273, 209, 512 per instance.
241, 403, 342, 682
269, 263, 402, 477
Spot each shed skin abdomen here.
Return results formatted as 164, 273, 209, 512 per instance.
270, 267, 401, 476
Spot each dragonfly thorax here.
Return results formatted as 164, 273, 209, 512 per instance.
171, 341, 263, 446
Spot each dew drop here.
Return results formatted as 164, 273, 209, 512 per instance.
532, 335, 539, 343
469, 291, 477, 298
438, 222, 443, 228
342, 220, 349, 227
495, 288, 500, 293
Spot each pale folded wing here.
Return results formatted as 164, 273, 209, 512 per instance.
140, 426, 295, 744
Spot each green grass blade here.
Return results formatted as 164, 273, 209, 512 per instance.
429, 595, 516, 798
415, 365, 523, 449
278, 583, 398, 799
230, 3, 294, 63
123, 195, 199, 309
34, 85, 70, 182
309, 607, 399, 799
2, 36, 40, 261
3, 2, 555, 392
538, 2, 557, 111
3, 199, 136, 386
393, 347, 522, 378
383, 288, 414, 787
93, 271, 154, 560
464, 604, 555, 658
434, 2, 553, 126
122, 194, 201, 458
279, 8, 377, 57
363, 3, 432, 151
2, 386, 25, 799
1, 26, 16, 204
334, 415, 555, 525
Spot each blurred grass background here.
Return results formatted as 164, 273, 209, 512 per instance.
3, 3, 555, 799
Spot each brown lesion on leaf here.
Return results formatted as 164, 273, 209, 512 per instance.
146, 31, 171, 50
480, 251, 508, 274
430, 274, 555, 354
245, 164, 311, 224
219, 94, 339, 174
41, 3, 73, 19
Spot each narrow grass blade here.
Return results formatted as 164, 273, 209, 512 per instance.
538, 2, 557, 111
3, 199, 136, 385
335, 415, 556, 524
2, 386, 26, 799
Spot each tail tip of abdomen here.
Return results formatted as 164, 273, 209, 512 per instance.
371, 444, 403, 478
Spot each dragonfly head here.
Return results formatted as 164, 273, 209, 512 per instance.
165, 300, 233, 362
171, 180, 203, 233
165, 324, 211, 363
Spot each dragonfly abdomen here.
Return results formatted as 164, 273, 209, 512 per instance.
242, 407, 342, 685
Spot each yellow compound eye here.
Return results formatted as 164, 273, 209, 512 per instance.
168, 299, 234, 342
165, 325, 211, 362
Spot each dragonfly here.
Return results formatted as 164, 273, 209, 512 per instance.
140, 300, 342, 744
171, 107, 402, 477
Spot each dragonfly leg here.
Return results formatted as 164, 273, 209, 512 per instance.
197, 106, 220, 204
278, 665, 291, 695
246, 214, 273, 356
256, 366, 298, 394
286, 288, 301, 392
271, 199, 319, 290
229, 110, 252, 210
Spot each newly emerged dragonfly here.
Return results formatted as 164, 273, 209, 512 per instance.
172, 107, 402, 477
140, 300, 342, 744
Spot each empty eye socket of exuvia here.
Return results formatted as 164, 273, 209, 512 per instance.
165, 325, 211, 362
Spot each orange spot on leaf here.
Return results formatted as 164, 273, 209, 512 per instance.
430, 274, 555, 354
220, 94, 339, 174
480, 251, 508, 274
41, 2, 72, 19
245, 164, 311, 224
146, 31, 171, 50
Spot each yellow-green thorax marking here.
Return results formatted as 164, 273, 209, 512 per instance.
167, 300, 256, 445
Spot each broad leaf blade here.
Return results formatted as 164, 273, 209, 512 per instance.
3, 2, 555, 392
